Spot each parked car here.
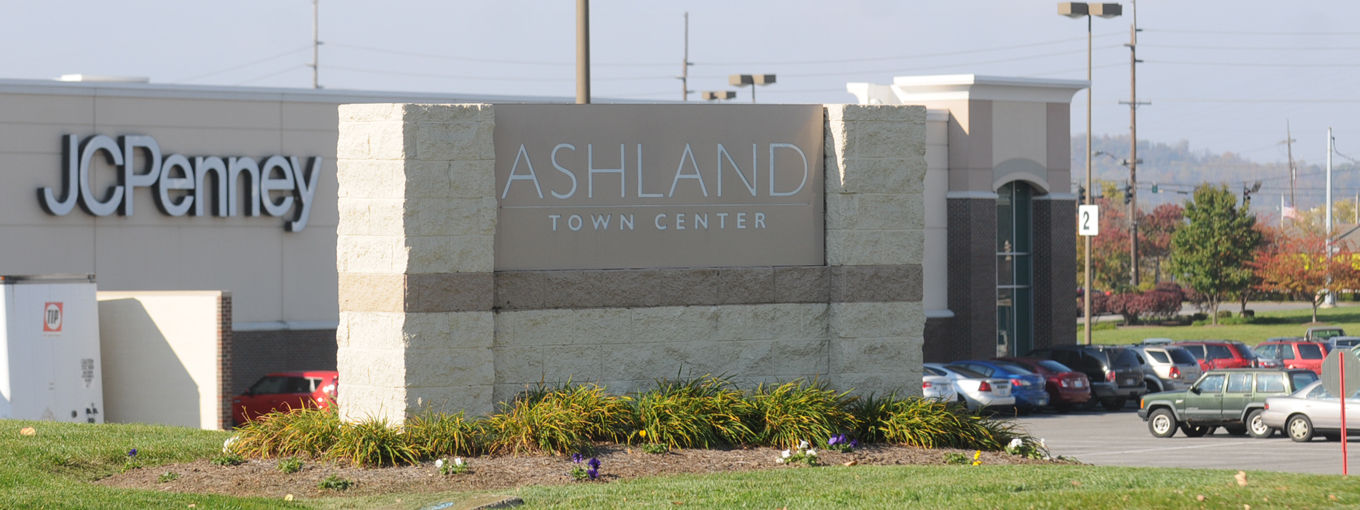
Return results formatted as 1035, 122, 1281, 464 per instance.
1129, 344, 1203, 392
996, 357, 1092, 410
1025, 345, 1146, 410
232, 370, 338, 426
923, 363, 1014, 412
1174, 340, 1266, 370
1304, 326, 1346, 343
950, 359, 1050, 411
1138, 368, 1319, 438
921, 366, 958, 402
1261, 380, 1360, 442
1253, 340, 1327, 375
1326, 336, 1360, 352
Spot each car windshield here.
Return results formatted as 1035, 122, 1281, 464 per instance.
1167, 348, 1197, 365
1036, 360, 1074, 373
249, 376, 310, 394
993, 361, 1035, 375
944, 364, 986, 378
924, 366, 946, 376
1233, 343, 1259, 360
1292, 371, 1319, 389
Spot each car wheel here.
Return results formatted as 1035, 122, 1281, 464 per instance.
1102, 398, 1126, 411
1180, 423, 1211, 437
1287, 414, 1315, 442
1246, 409, 1272, 438
1148, 408, 1178, 438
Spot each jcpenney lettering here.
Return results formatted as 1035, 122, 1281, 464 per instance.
39, 134, 321, 232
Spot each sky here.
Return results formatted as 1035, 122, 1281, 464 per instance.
3, 1, 1357, 167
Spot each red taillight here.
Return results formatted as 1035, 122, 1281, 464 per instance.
1264, 402, 1270, 410
1010, 378, 1024, 387
1170, 366, 1182, 379
922, 381, 933, 389
978, 380, 993, 392
1058, 378, 1071, 388
1106, 370, 1117, 382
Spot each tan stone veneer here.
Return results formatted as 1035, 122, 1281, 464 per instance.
336, 103, 926, 423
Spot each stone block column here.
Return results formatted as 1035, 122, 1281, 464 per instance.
823, 104, 927, 395
335, 103, 497, 423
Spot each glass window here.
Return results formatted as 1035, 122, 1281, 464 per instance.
1274, 345, 1296, 360
1299, 344, 1324, 360
961, 363, 994, 376
249, 376, 309, 395
996, 181, 1032, 357
1207, 345, 1233, 360
1180, 345, 1206, 359
1037, 360, 1074, 373
1148, 351, 1170, 363
1292, 372, 1319, 389
993, 361, 1035, 374
1308, 384, 1332, 399
1114, 348, 1140, 367
1256, 373, 1286, 393
1168, 348, 1197, 365
945, 365, 986, 378
924, 366, 946, 376
1226, 373, 1253, 393
1196, 374, 1226, 394
1254, 345, 1276, 359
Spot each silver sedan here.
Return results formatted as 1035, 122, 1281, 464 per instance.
923, 363, 1015, 411
1260, 380, 1360, 442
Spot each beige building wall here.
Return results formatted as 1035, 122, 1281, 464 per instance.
97, 291, 230, 430
336, 103, 926, 422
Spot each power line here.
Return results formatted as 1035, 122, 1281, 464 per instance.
1143, 28, 1360, 36
233, 64, 305, 85
176, 45, 312, 83
1141, 43, 1360, 51
1152, 59, 1356, 68
326, 64, 669, 82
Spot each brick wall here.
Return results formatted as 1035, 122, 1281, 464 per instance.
229, 329, 338, 397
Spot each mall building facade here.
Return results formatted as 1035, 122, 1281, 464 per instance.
0, 74, 1080, 425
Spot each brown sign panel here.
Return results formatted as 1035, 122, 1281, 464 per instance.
493, 104, 825, 270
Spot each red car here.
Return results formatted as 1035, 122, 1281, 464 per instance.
232, 370, 337, 426
995, 357, 1092, 410
1254, 341, 1327, 375
1174, 341, 1263, 370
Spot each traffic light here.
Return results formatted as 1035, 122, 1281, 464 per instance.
1150, 183, 1158, 194
1123, 184, 1132, 205
1078, 186, 1086, 203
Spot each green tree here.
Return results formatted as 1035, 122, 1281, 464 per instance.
1168, 184, 1261, 325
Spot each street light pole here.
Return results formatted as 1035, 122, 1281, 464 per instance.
1060, 2, 1121, 345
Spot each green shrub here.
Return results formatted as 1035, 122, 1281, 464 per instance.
211, 453, 244, 466
230, 407, 340, 458
641, 443, 667, 454
157, 471, 179, 483
632, 374, 755, 449
276, 457, 303, 474
847, 392, 902, 444
878, 397, 1017, 450
317, 474, 353, 491
485, 383, 633, 454
326, 417, 419, 467
746, 379, 859, 448
403, 410, 484, 459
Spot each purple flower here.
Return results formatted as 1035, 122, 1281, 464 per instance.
586, 467, 599, 480
571, 453, 583, 463
828, 434, 844, 446
127, 448, 138, 457
587, 457, 600, 470
850, 439, 860, 448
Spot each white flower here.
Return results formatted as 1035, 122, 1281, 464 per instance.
435, 458, 445, 469
222, 435, 239, 454
782, 449, 791, 458
807, 449, 817, 457
775, 457, 785, 464
453, 457, 464, 467
798, 440, 810, 450
1008, 438, 1024, 450
1039, 438, 1047, 448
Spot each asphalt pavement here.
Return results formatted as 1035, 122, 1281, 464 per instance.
1014, 407, 1360, 475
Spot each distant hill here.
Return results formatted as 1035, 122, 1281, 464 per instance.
1070, 135, 1360, 216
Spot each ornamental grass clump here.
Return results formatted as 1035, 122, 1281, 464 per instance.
747, 379, 859, 448
230, 407, 340, 458
632, 374, 755, 449
403, 409, 484, 459
485, 382, 633, 454
878, 397, 1017, 450
847, 392, 906, 444
326, 417, 419, 467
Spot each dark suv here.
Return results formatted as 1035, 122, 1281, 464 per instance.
1025, 345, 1146, 410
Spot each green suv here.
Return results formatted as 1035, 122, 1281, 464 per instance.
1137, 369, 1319, 438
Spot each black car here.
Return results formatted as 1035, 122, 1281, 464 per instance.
1025, 345, 1147, 410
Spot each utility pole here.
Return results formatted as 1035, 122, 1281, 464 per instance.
680, 13, 692, 101
1286, 120, 1297, 211
310, 0, 321, 89
1326, 127, 1336, 306
576, 0, 590, 104
1121, 0, 1148, 287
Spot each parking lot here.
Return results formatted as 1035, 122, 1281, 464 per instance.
1015, 407, 1360, 475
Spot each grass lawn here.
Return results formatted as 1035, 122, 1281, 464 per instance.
1083, 303, 1360, 346
5, 419, 1360, 509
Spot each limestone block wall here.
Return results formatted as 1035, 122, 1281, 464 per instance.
336, 103, 926, 422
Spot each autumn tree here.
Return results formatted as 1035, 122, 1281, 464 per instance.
1251, 227, 1360, 323
1140, 203, 1183, 283
1169, 184, 1260, 325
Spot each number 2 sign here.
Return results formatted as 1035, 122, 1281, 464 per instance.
1077, 205, 1099, 236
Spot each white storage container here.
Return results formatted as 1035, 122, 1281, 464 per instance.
0, 274, 103, 423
